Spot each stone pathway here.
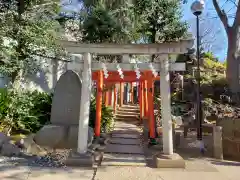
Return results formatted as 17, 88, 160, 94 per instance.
102, 120, 146, 166
1, 156, 240, 180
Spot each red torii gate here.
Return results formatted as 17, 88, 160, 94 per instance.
93, 70, 159, 141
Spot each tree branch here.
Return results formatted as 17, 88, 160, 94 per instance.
233, 0, 240, 26
212, 0, 230, 32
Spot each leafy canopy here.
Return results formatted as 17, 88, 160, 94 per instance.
0, 0, 64, 82
134, 0, 188, 43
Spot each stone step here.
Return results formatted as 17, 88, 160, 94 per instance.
116, 109, 140, 113
115, 115, 139, 119
114, 117, 139, 122
121, 104, 139, 108
101, 153, 146, 166
104, 144, 143, 154
118, 106, 139, 109
111, 133, 140, 139
115, 114, 139, 118
113, 126, 140, 131
114, 122, 140, 128
115, 111, 140, 115
116, 110, 139, 113
111, 130, 141, 135
117, 106, 139, 111
109, 137, 141, 145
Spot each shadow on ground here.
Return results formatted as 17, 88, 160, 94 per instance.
210, 160, 240, 166
0, 155, 107, 180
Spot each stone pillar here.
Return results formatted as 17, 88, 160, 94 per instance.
78, 53, 92, 154
160, 59, 173, 155
122, 54, 129, 63
213, 126, 223, 159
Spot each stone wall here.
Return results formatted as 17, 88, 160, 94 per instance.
217, 118, 240, 160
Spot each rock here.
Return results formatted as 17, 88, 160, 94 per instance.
34, 125, 66, 148
100, 133, 108, 139
88, 127, 94, 145
15, 138, 25, 149
34, 125, 94, 149
1, 142, 21, 156
67, 126, 94, 148
23, 134, 48, 156
89, 143, 101, 151
0, 132, 10, 146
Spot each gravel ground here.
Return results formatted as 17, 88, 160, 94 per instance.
0, 150, 70, 168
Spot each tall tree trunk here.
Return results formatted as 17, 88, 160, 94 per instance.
151, 28, 156, 62
213, 0, 240, 101
226, 26, 240, 101
11, 0, 25, 86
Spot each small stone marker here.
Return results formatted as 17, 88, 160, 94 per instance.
50, 70, 82, 125
213, 126, 223, 159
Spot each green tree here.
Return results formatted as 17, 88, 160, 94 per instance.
79, 0, 188, 54
134, 0, 188, 61
81, 4, 121, 43
78, 0, 137, 62
134, 0, 188, 43
0, 0, 65, 86
80, 0, 136, 43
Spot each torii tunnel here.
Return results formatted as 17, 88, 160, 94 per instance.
93, 70, 159, 141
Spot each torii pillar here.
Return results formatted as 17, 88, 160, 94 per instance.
144, 80, 148, 118
130, 82, 134, 103
147, 72, 156, 143
95, 70, 103, 138
113, 85, 117, 113
141, 81, 145, 117
160, 59, 173, 155
120, 82, 124, 107
78, 53, 92, 154
139, 82, 143, 119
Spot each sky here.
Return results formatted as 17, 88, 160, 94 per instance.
61, 0, 238, 62
181, 0, 236, 61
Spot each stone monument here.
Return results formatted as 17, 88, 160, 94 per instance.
34, 70, 93, 149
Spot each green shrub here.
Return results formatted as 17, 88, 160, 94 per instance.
0, 88, 114, 135
0, 88, 52, 134
203, 52, 215, 60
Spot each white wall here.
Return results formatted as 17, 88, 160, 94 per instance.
0, 74, 9, 88
0, 59, 67, 93
22, 59, 68, 93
